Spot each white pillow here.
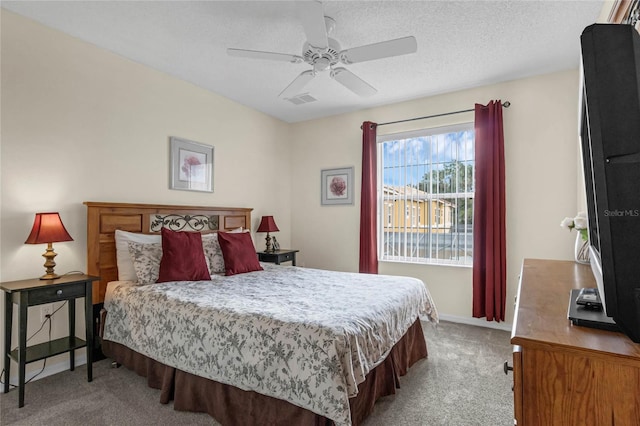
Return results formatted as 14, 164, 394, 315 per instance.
114, 230, 161, 281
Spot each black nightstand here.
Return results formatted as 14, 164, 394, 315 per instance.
1, 274, 99, 407
257, 249, 299, 266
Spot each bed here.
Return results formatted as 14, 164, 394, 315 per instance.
85, 202, 438, 426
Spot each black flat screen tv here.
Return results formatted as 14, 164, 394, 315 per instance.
580, 23, 640, 343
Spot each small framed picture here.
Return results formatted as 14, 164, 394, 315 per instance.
170, 137, 214, 192
321, 167, 354, 205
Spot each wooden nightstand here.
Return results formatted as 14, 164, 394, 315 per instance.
257, 249, 299, 266
1, 274, 99, 407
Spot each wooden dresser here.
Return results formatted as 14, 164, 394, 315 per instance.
511, 259, 640, 425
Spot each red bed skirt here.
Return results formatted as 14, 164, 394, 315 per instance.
102, 319, 427, 426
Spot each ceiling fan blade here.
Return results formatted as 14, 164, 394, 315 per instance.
297, 0, 328, 49
331, 67, 377, 97
339, 36, 417, 64
227, 48, 303, 63
279, 70, 316, 98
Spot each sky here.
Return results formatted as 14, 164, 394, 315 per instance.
381, 129, 475, 190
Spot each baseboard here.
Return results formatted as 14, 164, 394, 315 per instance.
438, 313, 513, 332
1, 354, 87, 393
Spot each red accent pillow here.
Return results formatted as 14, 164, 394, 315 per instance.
157, 228, 211, 283
217, 231, 263, 276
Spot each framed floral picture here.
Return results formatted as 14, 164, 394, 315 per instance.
170, 137, 214, 192
321, 167, 354, 205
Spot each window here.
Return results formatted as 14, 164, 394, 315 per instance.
378, 123, 474, 266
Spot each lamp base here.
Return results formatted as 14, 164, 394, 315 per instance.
40, 272, 61, 280
264, 232, 273, 253
40, 242, 61, 280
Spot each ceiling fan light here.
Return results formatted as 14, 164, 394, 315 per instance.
314, 57, 330, 72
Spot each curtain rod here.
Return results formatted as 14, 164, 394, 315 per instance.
376, 101, 511, 127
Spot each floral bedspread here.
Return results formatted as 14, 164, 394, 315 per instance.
103, 264, 438, 426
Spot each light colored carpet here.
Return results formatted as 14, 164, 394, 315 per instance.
0, 321, 514, 425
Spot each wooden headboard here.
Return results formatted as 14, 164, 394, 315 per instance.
84, 201, 252, 304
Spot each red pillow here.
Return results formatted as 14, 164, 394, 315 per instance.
157, 228, 211, 283
217, 231, 263, 276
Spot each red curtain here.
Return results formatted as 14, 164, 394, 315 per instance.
472, 101, 506, 322
359, 121, 378, 274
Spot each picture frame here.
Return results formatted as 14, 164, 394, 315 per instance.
170, 136, 214, 192
321, 167, 354, 205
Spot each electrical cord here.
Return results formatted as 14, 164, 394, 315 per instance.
0, 301, 67, 389
24, 315, 54, 385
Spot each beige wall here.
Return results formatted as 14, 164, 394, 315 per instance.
290, 70, 580, 325
0, 10, 291, 375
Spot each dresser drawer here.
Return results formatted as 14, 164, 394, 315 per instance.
279, 252, 294, 262
29, 282, 87, 305
257, 250, 298, 265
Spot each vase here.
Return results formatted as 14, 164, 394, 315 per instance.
574, 233, 590, 264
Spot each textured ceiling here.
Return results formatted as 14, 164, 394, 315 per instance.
2, 1, 604, 123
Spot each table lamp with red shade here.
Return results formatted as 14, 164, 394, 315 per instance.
257, 215, 279, 253
24, 212, 74, 280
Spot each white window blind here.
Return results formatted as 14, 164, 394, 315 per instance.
378, 123, 475, 266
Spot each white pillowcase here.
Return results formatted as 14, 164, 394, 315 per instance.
114, 230, 161, 281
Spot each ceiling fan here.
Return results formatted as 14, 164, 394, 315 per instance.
227, 1, 417, 99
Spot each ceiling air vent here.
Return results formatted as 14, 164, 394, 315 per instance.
285, 93, 317, 105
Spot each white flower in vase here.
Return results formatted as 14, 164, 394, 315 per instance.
561, 212, 590, 264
